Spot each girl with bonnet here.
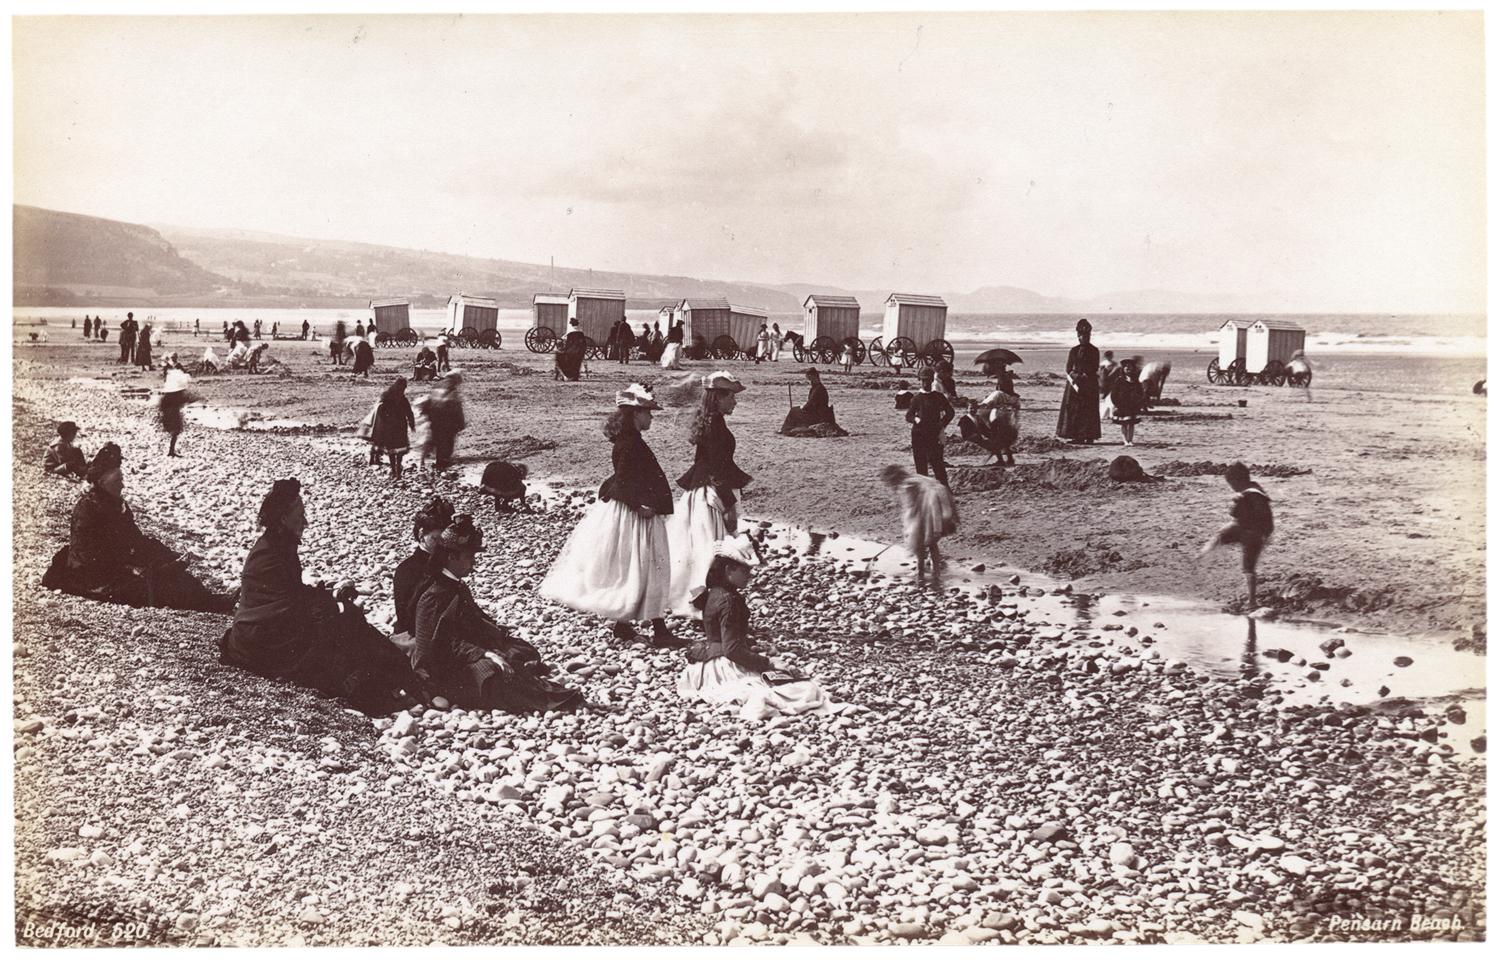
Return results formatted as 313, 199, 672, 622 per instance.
678, 533, 840, 720
540, 382, 682, 647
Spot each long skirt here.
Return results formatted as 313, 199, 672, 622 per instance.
556, 350, 584, 381
539, 500, 670, 622
660, 342, 684, 371
678, 658, 839, 721
666, 486, 732, 616
1056, 377, 1101, 441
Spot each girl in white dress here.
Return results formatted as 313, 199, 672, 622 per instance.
678, 534, 840, 720
667, 372, 750, 616
539, 384, 682, 646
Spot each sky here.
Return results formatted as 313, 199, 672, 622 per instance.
11, 11, 1488, 312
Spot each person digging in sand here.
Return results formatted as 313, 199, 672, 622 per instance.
881, 463, 958, 578
1200, 461, 1274, 609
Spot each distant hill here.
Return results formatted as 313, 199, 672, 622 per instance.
12, 205, 247, 305
14, 203, 1270, 313
156, 224, 809, 312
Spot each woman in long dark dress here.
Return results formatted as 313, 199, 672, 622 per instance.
42, 443, 232, 612
411, 515, 582, 713
1056, 318, 1101, 443
219, 479, 424, 714
135, 323, 154, 371
351, 338, 375, 378
554, 320, 586, 381
370, 377, 415, 479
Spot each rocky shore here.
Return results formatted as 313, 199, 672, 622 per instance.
11, 361, 1486, 945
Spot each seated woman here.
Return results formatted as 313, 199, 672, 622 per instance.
411, 515, 583, 713
42, 443, 233, 612
780, 368, 840, 433
678, 533, 840, 720
391, 495, 454, 645
413, 344, 438, 382
479, 461, 530, 513
218, 479, 423, 714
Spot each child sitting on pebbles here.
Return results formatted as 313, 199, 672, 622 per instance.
479, 461, 529, 512
881, 464, 958, 576
1200, 462, 1274, 609
677, 533, 840, 720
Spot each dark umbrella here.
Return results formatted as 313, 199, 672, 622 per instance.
973, 348, 1023, 367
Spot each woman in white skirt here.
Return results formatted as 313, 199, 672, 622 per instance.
539, 383, 682, 647
659, 321, 686, 371
668, 372, 750, 616
678, 534, 839, 720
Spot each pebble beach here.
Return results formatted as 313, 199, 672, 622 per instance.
10, 334, 1487, 945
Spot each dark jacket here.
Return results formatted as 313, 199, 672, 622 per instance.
676, 414, 752, 507
67, 488, 153, 578
45, 440, 87, 478
667, 325, 684, 344
411, 572, 575, 712
599, 426, 673, 515
1110, 374, 1145, 419
906, 389, 954, 437
219, 530, 327, 677
1231, 484, 1274, 537
370, 393, 414, 449
805, 382, 831, 416
688, 586, 771, 672
391, 547, 429, 636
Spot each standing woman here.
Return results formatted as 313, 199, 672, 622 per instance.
755, 324, 772, 365
770, 323, 782, 361
668, 372, 751, 616
370, 377, 415, 479
135, 322, 154, 371
555, 319, 586, 381
158, 368, 193, 458
659, 320, 685, 371
540, 383, 680, 646
1056, 318, 1101, 443
351, 335, 375, 379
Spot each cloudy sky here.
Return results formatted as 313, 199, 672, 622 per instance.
12, 12, 1486, 311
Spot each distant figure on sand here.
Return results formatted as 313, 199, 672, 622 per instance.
370, 377, 415, 479
331, 321, 347, 365
1109, 357, 1146, 447
135, 323, 154, 371
660, 320, 685, 370
1287, 350, 1313, 401
881, 464, 958, 577
301, 319, 310, 340
413, 343, 437, 381
83, 316, 93, 339
1200, 462, 1274, 609
781, 368, 839, 433
1057, 318, 1101, 443
907, 367, 954, 487
435, 332, 452, 373
678, 534, 840, 720
555, 319, 586, 381
118, 313, 138, 365
425, 371, 466, 470
539, 384, 681, 647
158, 369, 193, 457
352, 337, 375, 378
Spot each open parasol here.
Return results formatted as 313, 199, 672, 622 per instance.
973, 348, 1023, 367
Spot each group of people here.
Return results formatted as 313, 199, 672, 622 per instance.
104, 312, 157, 370
357, 371, 466, 478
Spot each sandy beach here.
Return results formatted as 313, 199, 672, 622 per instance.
10, 332, 1486, 945
30, 332, 1477, 644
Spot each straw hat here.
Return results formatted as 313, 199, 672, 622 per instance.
713, 532, 761, 567
702, 371, 746, 393
163, 369, 192, 394
615, 383, 661, 410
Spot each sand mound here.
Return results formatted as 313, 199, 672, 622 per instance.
950, 456, 1173, 494
1156, 460, 1312, 478
1044, 541, 1150, 579
783, 422, 850, 438
1229, 573, 1396, 618
1148, 412, 1234, 422
1017, 435, 1071, 454
494, 435, 558, 460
